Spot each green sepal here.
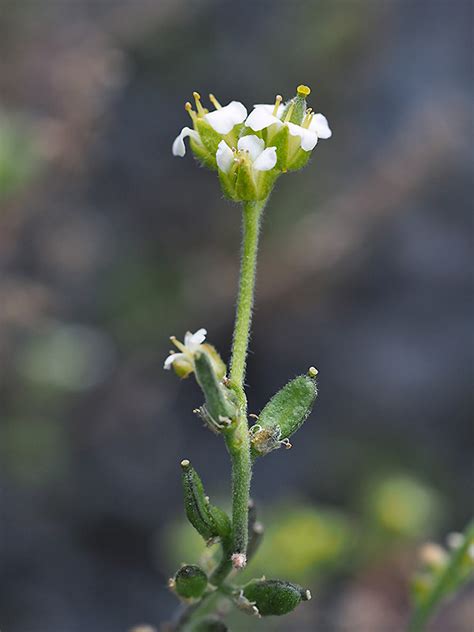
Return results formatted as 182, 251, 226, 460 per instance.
234, 161, 257, 202
243, 579, 311, 616
194, 352, 238, 426
195, 118, 223, 158
174, 564, 208, 599
218, 169, 238, 201
256, 169, 279, 201
190, 136, 216, 170
190, 617, 229, 632
181, 460, 231, 542
287, 147, 311, 172
251, 369, 318, 457
269, 125, 289, 171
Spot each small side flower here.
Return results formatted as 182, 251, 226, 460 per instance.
172, 92, 247, 170
164, 328, 225, 380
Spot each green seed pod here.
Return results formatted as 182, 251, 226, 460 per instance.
181, 460, 231, 542
174, 564, 208, 599
181, 459, 214, 540
190, 617, 229, 632
243, 579, 311, 616
251, 367, 318, 457
194, 352, 238, 429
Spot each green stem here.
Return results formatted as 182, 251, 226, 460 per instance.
230, 199, 266, 390
227, 199, 266, 560
409, 519, 474, 632
171, 198, 268, 631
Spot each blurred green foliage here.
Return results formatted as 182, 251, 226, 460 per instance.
0, 114, 39, 202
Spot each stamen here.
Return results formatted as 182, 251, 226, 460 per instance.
283, 102, 295, 123
208, 93, 222, 109
185, 101, 197, 122
193, 91, 205, 116
272, 94, 282, 116
297, 84, 311, 97
303, 112, 314, 129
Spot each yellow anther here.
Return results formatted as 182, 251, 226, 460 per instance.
209, 93, 222, 109
193, 91, 205, 115
272, 94, 282, 116
185, 101, 197, 122
297, 84, 311, 97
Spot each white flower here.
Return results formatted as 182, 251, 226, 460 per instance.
164, 328, 207, 370
172, 92, 247, 157
216, 135, 277, 174
245, 91, 332, 152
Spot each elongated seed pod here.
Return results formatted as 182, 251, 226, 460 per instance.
194, 352, 238, 426
181, 460, 231, 541
181, 459, 214, 540
243, 579, 311, 616
251, 368, 318, 456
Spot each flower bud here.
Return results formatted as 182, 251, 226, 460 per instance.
250, 368, 318, 456
243, 579, 311, 616
173, 564, 208, 600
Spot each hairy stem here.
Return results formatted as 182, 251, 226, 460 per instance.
171, 199, 267, 630
409, 519, 474, 632
230, 199, 266, 390
227, 199, 266, 560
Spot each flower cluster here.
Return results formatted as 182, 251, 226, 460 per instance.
172, 85, 331, 202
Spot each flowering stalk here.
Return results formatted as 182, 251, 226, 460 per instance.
226, 199, 266, 566
165, 85, 330, 630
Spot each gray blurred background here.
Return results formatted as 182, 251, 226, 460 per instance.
0, 1, 472, 631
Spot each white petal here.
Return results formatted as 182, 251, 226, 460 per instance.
310, 113, 332, 139
205, 101, 247, 134
287, 122, 318, 151
190, 328, 207, 345
172, 126, 200, 157
245, 106, 282, 132
164, 353, 177, 369
216, 140, 234, 174
252, 103, 285, 118
237, 135, 265, 161
185, 328, 207, 350
253, 146, 277, 171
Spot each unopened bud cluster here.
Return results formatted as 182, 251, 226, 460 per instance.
172, 85, 331, 202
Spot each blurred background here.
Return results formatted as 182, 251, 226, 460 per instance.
0, 1, 472, 631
